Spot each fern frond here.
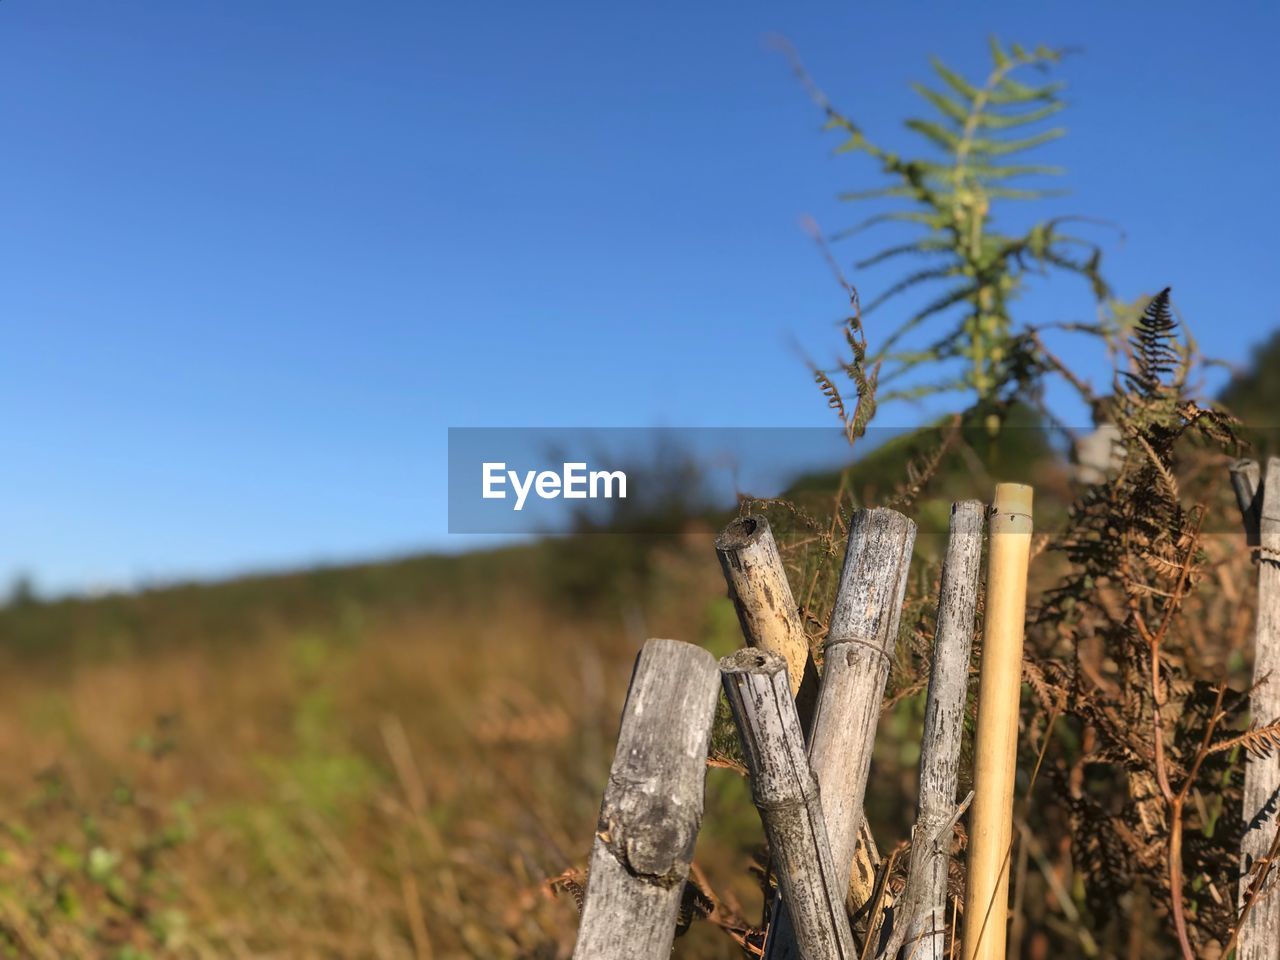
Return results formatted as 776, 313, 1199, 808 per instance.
906, 118, 962, 152
1124, 288, 1179, 397
975, 100, 1066, 129
854, 238, 953, 269
968, 128, 1066, 157
966, 163, 1066, 181
989, 76, 1065, 105
863, 265, 964, 314
1208, 719, 1280, 759
913, 83, 969, 124
814, 369, 847, 422
837, 185, 922, 202
878, 378, 968, 403
546, 867, 588, 912
873, 284, 977, 358
984, 187, 1069, 201
828, 211, 937, 242
931, 58, 980, 101
802, 36, 1108, 410
1133, 432, 1181, 502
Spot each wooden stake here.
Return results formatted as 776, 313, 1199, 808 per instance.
1229, 457, 1280, 960
1229, 458, 1262, 548
572, 638, 721, 960
880, 501, 984, 960
716, 515, 820, 728
963, 484, 1033, 960
721, 647, 858, 960
764, 507, 917, 960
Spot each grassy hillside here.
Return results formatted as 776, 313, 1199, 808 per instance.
0, 351, 1268, 957
0, 399, 1083, 958
0, 533, 780, 958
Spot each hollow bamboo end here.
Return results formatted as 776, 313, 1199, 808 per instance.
992, 483, 1033, 518
719, 646, 787, 677
715, 515, 768, 552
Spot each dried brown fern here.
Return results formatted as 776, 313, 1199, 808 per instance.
1030, 288, 1248, 956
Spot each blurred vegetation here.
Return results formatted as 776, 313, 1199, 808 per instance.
0, 537, 724, 957
540, 441, 720, 612
789, 37, 1122, 419
1, 34, 1276, 960
1219, 329, 1280, 458
0, 327, 1270, 957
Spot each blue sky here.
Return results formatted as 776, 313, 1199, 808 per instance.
2, 2, 1276, 594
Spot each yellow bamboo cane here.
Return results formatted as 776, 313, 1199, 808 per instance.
963, 483, 1033, 960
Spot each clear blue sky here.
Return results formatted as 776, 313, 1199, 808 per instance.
3, 2, 1276, 595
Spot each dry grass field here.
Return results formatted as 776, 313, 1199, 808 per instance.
0, 365, 1271, 958
0, 538, 786, 958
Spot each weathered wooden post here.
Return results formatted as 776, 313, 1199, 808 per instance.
572, 638, 721, 960
875, 501, 985, 960
721, 647, 858, 959
764, 507, 917, 959
1230, 457, 1280, 960
963, 484, 1033, 960
716, 515, 821, 729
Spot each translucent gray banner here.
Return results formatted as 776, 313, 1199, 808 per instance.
448, 424, 1276, 536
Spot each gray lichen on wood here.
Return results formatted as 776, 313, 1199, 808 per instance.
815, 508, 917, 907
721, 647, 858, 960
572, 638, 721, 960
884, 501, 984, 960
1232, 458, 1280, 960
764, 507, 917, 960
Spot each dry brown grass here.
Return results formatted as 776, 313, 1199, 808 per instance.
1, 484, 1255, 958
0, 537, 766, 959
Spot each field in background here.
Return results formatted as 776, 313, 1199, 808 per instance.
0, 466, 1265, 958
0, 536, 794, 958
2, 335, 1274, 957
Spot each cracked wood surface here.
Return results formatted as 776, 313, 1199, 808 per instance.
722, 647, 858, 960
887, 501, 984, 960
716, 515, 821, 730
765, 508, 917, 960
572, 638, 721, 959
1231, 458, 1280, 960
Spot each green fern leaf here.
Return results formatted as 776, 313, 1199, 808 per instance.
970, 128, 1065, 157
906, 118, 961, 152
913, 83, 969, 124
930, 58, 980, 101
976, 100, 1066, 129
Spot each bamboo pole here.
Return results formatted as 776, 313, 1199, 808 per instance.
1229, 457, 1280, 960
572, 638, 721, 960
764, 507, 917, 960
721, 647, 858, 960
715, 515, 821, 729
963, 484, 1033, 960
879, 500, 985, 960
